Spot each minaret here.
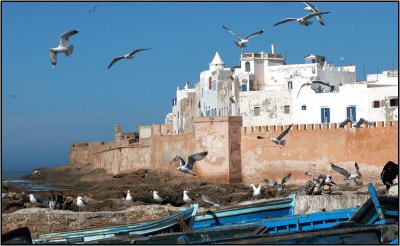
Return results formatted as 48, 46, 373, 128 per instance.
209, 52, 225, 72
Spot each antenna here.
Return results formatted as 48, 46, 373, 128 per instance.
363, 64, 366, 81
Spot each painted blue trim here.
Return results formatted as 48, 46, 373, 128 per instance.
368, 183, 385, 221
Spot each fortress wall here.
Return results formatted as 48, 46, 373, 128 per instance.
70, 142, 104, 167
241, 121, 398, 184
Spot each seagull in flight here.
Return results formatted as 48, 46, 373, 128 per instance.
88, 4, 98, 13
274, 12, 330, 27
303, 2, 327, 26
265, 173, 292, 195
173, 151, 208, 176
353, 118, 373, 128
32, 170, 41, 177
9, 94, 15, 98
222, 25, 264, 49
250, 184, 264, 199
339, 118, 353, 128
257, 124, 293, 148
107, 48, 151, 69
49, 30, 79, 68
297, 80, 331, 98
331, 162, 363, 185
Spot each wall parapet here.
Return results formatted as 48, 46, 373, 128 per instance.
241, 120, 398, 134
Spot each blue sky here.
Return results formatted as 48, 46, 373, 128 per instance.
2, 2, 398, 172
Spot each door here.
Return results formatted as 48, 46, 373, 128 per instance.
347, 106, 356, 121
321, 107, 330, 123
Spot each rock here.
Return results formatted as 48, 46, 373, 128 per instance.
113, 174, 126, 178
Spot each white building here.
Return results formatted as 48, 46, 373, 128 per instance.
167, 47, 398, 133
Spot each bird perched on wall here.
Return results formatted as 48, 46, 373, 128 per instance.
49, 30, 79, 68
339, 118, 353, 128
88, 4, 98, 13
107, 48, 151, 69
250, 184, 264, 200
265, 173, 292, 196
32, 170, 41, 177
274, 12, 330, 27
196, 194, 226, 208
152, 191, 164, 204
303, 2, 327, 26
331, 162, 363, 186
183, 189, 196, 204
76, 196, 87, 212
353, 118, 373, 128
222, 25, 264, 49
173, 151, 208, 176
257, 124, 293, 148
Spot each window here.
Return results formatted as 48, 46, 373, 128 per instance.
288, 81, 293, 90
245, 62, 251, 72
284, 105, 290, 114
390, 98, 398, 107
373, 101, 380, 108
302, 105, 307, 110
312, 67, 316, 74
208, 77, 212, 89
254, 107, 260, 116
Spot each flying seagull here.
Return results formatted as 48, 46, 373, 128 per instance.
49, 30, 79, 68
173, 151, 208, 176
297, 80, 331, 98
250, 184, 264, 199
353, 118, 373, 128
76, 196, 87, 212
196, 194, 226, 208
303, 2, 327, 26
257, 124, 293, 148
339, 118, 353, 128
331, 162, 363, 185
265, 172, 292, 195
107, 48, 151, 69
88, 4, 98, 13
183, 190, 196, 204
32, 170, 41, 177
274, 12, 330, 27
222, 25, 264, 49
9, 94, 15, 98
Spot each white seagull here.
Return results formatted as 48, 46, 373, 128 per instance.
88, 4, 98, 13
152, 191, 164, 204
76, 196, 87, 212
183, 190, 195, 204
173, 151, 208, 176
257, 124, 293, 148
32, 170, 41, 177
125, 190, 133, 202
250, 184, 264, 200
222, 25, 264, 49
49, 30, 79, 68
317, 174, 336, 186
303, 2, 327, 26
28, 194, 37, 204
274, 12, 330, 27
331, 162, 363, 186
297, 80, 331, 98
107, 48, 151, 69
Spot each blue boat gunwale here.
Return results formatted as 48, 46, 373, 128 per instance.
34, 204, 198, 241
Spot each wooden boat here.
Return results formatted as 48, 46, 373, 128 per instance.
32, 204, 198, 244
2, 227, 33, 245
192, 195, 295, 230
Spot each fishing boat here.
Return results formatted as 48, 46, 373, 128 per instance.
192, 195, 295, 230
32, 204, 198, 244
2, 227, 33, 245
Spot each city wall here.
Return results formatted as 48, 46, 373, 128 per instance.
70, 118, 398, 184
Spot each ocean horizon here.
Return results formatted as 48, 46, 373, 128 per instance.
2, 170, 32, 181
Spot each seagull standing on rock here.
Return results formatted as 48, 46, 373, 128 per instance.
28, 194, 37, 204
173, 151, 208, 176
76, 196, 87, 212
152, 191, 164, 204
125, 190, 133, 202
250, 184, 264, 200
107, 48, 151, 69
49, 30, 79, 68
183, 190, 195, 204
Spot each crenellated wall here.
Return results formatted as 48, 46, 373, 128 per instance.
70, 120, 398, 183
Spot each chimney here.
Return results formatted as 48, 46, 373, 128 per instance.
271, 44, 275, 54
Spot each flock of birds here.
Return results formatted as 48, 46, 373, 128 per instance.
49, 2, 330, 68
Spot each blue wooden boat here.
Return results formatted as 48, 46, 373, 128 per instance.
192, 194, 295, 230
32, 204, 198, 244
